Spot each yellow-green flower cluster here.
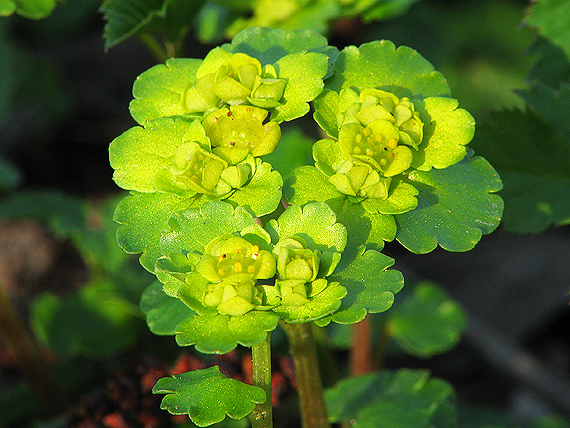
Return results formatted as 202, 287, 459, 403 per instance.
329, 89, 424, 199
196, 235, 276, 316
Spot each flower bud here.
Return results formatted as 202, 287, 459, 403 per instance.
153, 141, 250, 197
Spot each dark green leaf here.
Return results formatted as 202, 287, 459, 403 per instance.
140, 280, 195, 335
524, 0, 570, 62
325, 369, 457, 428
0, 156, 21, 190
469, 109, 570, 233
30, 279, 143, 359
153, 366, 265, 427
387, 282, 467, 358
526, 37, 570, 88
175, 311, 279, 354
517, 82, 570, 138
319, 247, 403, 325
100, 0, 203, 49
394, 152, 503, 253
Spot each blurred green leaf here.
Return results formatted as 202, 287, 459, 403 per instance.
0, 0, 58, 19
153, 366, 265, 426
0, 383, 38, 428
325, 369, 457, 428
30, 279, 144, 359
517, 82, 570, 138
470, 108, 570, 233
0, 156, 22, 191
387, 282, 467, 358
525, 0, 570, 62
526, 36, 570, 88
140, 280, 195, 335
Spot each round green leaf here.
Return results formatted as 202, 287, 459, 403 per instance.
226, 158, 283, 217
129, 58, 203, 125
222, 26, 333, 66
318, 247, 404, 325
387, 282, 467, 358
153, 366, 266, 427
160, 200, 266, 256
325, 369, 457, 428
412, 97, 475, 171
110, 117, 209, 193
274, 281, 347, 323
140, 280, 195, 336
1, 0, 57, 19
283, 165, 344, 206
175, 311, 280, 354
114, 191, 195, 272
266, 202, 347, 253
395, 152, 503, 253
325, 40, 450, 99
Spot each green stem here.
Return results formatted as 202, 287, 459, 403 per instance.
138, 34, 169, 63
281, 322, 331, 428
249, 332, 273, 428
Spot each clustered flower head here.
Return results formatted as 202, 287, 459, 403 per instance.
183, 53, 287, 115
196, 235, 276, 316
327, 88, 424, 200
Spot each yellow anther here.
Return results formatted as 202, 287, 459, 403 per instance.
375, 134, 384, 143
197, 154, 205, 161
192, 163, 200, 170
251, 245, 259, 255
355, 134, 362, 143
366, 148, 375, 157
380, 159, 387, 166
353, 146, 362, 155
191, 175, 200, 184
233, 262, 243, 273
388, 138, 398, 149
218, 268, 227, 276
218, 254, 226, 263
247, 265, 256, 273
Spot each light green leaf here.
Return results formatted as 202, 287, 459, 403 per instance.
325, 369, 457, 428
0, 0, 57, 19
387, 282, 467, 358
175, 311, 280, 354
413, 97, 475, 171
129, 58, 203, 125
266, 202, 347, 253
325, 40, 450, 99
140, 280, 195, 335
361, 180, 418, 215
283, 165, 344, 206
262, 126, 314, 179
394, 152, 503, 253
222, 26, 333, 66
525, 0, 570, 61
271, 51, 328, 122
469, 109, 570, 233
318, 247, 403, 325
114, 191, 195, 272
110, 117, 208, 193
153, 366, 265, 427
160, 200, 265, 256
274, 281, 347, 323
226, 158, 283, 217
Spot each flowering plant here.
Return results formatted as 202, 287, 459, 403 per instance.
109, 27, 502, 428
